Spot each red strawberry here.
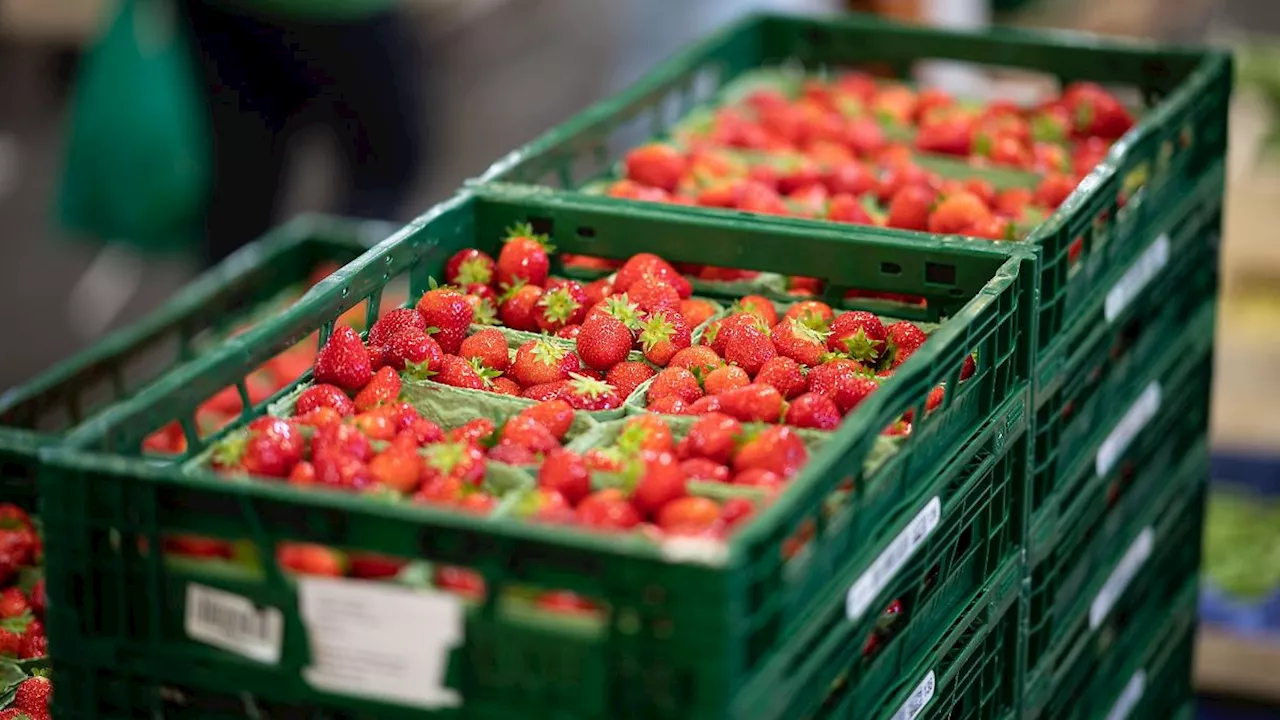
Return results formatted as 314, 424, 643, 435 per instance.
809, 360, 878, 414
314, 326, 373, 391
536, 284, 587, 333
885, 321, 928, 368
669, 345, 724, 373
576, 489, 642, 531
0, 588, 27, 618
562, 374, 623, 411
734, 425, 809, 478
416, 286, 474, 354
420, 441, 487, 486
960, 354, 976, 381
311, 421, 373, 460
584, 277, 614, 306
368, 307, 427, 347
755, 356, 806, 399
445, 248, 496, 287
928, 191, 993, 235
459, 328, 511, 372
772, 318, 829, 366
278, 542, 347, 577
351, 407, 399, 442
718, 384, 785, 423
576, 313, 634, 371
496, 282, 544, 332
0, 629, 18, 657
368, 445, 422, 494
785, 393, 842, 430
733, 468, 786, 492
679, 298, 719, 328
1063, 82, 1133, 139
214, 417, 305, 478
522, 381, 568, 402
555, 324, 582, 340
539, 449, 591, 505
639, 311, 691, 366
617, 415, 674, 453
497, 224, 552, 287
511, 340, 580, 387
724, 322, 776, 378
605, 361, 656, 400
28, 579, 44, 619
707, 312, 762, 357
885, 184, 936, 231
685, 413, 744, 464
295, 384, 355, 417
354, 366, 401, 411
736, 296, 778, 327
488, 441, 540, 466
491, 377, 521, 396
680, 458, 730, 483
629, 450, 689, 517
647, 396, 691, 415
1034, 172, 1076, 210
704, 365, 750, 396
828, 311, 887, 364
648, 367, 703, 405
588, 294, 646, 332
614, 253, 692, 298
624, 144, 688, 193
447, 418, 496, 445
436, 355, 498, 390
500, 415, 560, 454
629, 275, 681, 315
403, 416, 445, 446
519, 399, 575, 439
384, 328, 444, 378
688, 395, 723, 414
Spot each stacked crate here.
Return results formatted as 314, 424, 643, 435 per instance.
22, 11, 1229, 720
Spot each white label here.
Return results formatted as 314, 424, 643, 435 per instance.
1090, 527, 1154, 629
889, 670, 936, 720
1096, 383, 1161, 478
1105, 234, 1170, 322
847, 497, 942, 621
298, 576, 464, 708
1104, 670, 1147, 720
184, 583, 284, 664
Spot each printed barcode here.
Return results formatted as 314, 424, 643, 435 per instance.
889, 670, 936, 720
196, 593, 268, 641
846, 497, 942, 621
185, 584, 283, 664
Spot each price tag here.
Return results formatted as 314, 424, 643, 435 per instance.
1105, 234, 1170, 322
1096, 383, 1161, 478
298, 576, 464, 708
847, 497, 942, 621
1090, 528, 1154, 630
888, 670, 936, 720
184, 583, 283, 665
1104, 670, 1147, 720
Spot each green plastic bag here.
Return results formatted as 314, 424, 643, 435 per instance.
55, 0, 209, 255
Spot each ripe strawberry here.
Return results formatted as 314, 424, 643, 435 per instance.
0, 629, 18, 657
995, 187, 1033, 219
384, 328, 444, 378
522, 381, 568, 402
810, 360, 878, 414
733, 468, 786, 492
488, 442, 540, 466
588, 294, 646, 332
447, 418, 496, 446
706, 312, 760, 356
562, 373, 623, 411
366, 344, 388, 370
519, 398, 575, 439
639, 311, 691, 366
311, 421, 374, 462
18, 624, 46, 660
459, 328, 511, 372
435, 355, 486, 390
350, 407, 399, 442
628, 450, 689, 518
537, 449, 591, 505
785, 392, 842, 430
416, 286, 474, 354
490, 377, 521, 396
656, 496, 722, 535
685, 413, 744, 464
719, 384, 786, 423
556, 324, 582, 340
885, 321, 928, 368
28, 579, 44, 619
354, 366, 401, 411
584, 277, 614, 306
295, 384, 355, 416
368, 445, 421, 494
214, 417, 305, 478
163, 534, 232, 559
734, 425, 809, 479
511, 340, 580, 387
368, 307, 427, 348
960, 354, 976, 381
688, 395, 723, 414
445, 248, 496, 287
628, 275, 682, 316
466, 291, 499, 326
420, 441, 487, 486
1063, 82, 1133, 139
828, 311, 887, 364
497, 224, 552, 287
12, 676, 49, 716
736, 296, 778, 327
624, 143, 688, 192
721, 496, 755, 529
648, 367, 703, 405
536, 284, 587, 333
772, 318, 829, 366
668, 345, 724, 373
723, 322, 776, 378
614, 253, 692, 298
576, 313, 634, 371
1034, 172, 1076, 210
928, 191, 993, 235
0, 588, 28, 618
500, 415, 560, 454
605, 361, 656, 400
348, 552, 409, 580
647, 396, 691, 415
680, 457, 730, 483
703, 365, 750, 396
289, 460, 317, 485
679, 298, 719, 328
278, 543, 346, 576
496, 282, 544, 332
577, 489, 642, 531
886, 184, 936, 231
314, 326, 373, 391
755, 356, 806, 399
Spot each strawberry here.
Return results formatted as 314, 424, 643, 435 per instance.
648, 367, 703, 405
808, 360, 877, 414
668, 345, 724, 373
755, 356, 806, 399
828, 311, 887, 364
624, 143, 688, 192
627, 450, 689, 517
28, 579, 44, 619
435, 355, 489, 390
688, 395, 723, 414
368, 307, 428, 348
1063, 82, 1133, 139
656, 496, 723, 536
577, 489, 642, 531
13, 674, 50, 712
828, 161, 877, 195
885, 321, 928, 368
459, 328, 511, 372
295, 384, 355, 416
314, 326, 373, 391
311, 422, 374, 462
163, 534, 232, 559
704, 365, 750, 396
827, 193, 876, 224
638, 311, 691, 366
628, 275, 681, 315
384, 329, 444, 379
736, 296, 777, 327
785, 393, 842, 430
723, 321, 776, 378
685, 413, 744, 464
613, 415, 672, 454
589, 294, 646, 331
772, 318, 829, 366
734, 425, 808, 479
214, 417, 305, 478
522, 381, 568, 402
497, 224, 553, 287
576, 313, 634, 371
706, 312, 760, 356
0, 629, 18, 658
721, 496, 755, 528
421, 441, 487, 486
680, 458, 730, 483
278, 543, 346, 576
490, 377, 521, 396
288, 461, 317, 485
351, 408, 399, 442
614, 253, 692, 298
1034, 172, 1076, 210
403, 416, 445, 446
679, 298, 719, 328
555, 324, 581, 340
500, 415, 560, 454
536, 284, 587, 333
416, 286, 474, 354
960, 354, 976, 381
353, 366, 402, 411
733, 468, 786, 492
886, 184, 936, 232
368, 445, 421, 494
0, 588, 27, 618
519, 398, 575, 439
605, 361, 656, 400
562, 373, 623, 411
928, 191, 993, 235
348, 552, 409, 580
537, 449, 591, 505
488, 442, 540, 465
445, 248, 496, 287
467, 294, 499, 327
447, 418, 496, 446
718, 384, 785, 423
511, 339, 580, 387
647, 396, 691, 415
18, 625, 46, 660
583, 279, 614, 308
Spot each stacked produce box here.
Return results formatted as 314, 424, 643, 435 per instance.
6, 11, 1228, 720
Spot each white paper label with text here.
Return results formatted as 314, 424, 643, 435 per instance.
847, 497, 942, 621
185, 583, 283, 664
889, 670, 936, 720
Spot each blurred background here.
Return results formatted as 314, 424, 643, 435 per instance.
1, 0, 1279, 714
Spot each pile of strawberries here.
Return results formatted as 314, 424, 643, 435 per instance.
0, 674, 51, 720
0, 505, 47, 664
607, 75, 1134, 240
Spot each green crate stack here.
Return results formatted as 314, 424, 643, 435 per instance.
0, 215, 392, 512
38, 191, 1034, 719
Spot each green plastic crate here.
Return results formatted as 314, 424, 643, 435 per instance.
476, 12, 1231, 358
0, 215, 392, 511
40, 191, 1034, 720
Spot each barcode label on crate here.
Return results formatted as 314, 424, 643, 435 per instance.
1095, 382, 1162, 478
1105, 234, 1170, 322
888, 670, 936, 720
1090, 527, 1154, 630
184, 583, 283, 664
1104, 670, 1147, 720
299, 576, 463, 708
847, 496, 942, 621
